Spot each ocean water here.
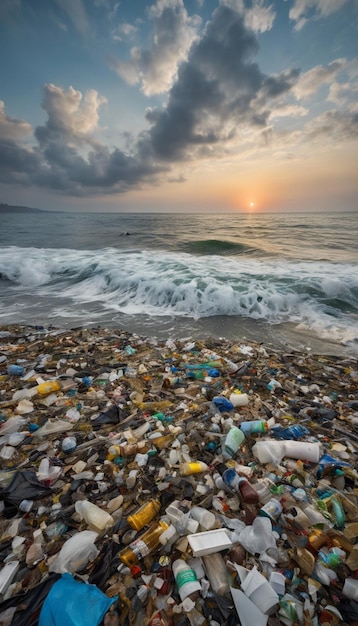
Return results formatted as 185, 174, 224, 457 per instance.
0, 211, 357, 356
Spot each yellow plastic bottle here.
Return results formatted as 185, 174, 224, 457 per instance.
179, 461, 209, 476
118, 520, 168, 567
36, 380, 61, 395
127, 499, 161, 531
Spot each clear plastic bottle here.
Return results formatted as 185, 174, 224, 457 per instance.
202, 553, 229, 596
118, 520, 168, 567
127, 499, 161, 531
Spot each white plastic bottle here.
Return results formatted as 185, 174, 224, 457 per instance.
172, 559, 202, 601
75, 500, 114, 532
189, 506, 216, 530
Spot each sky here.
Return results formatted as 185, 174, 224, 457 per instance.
0, 0, 357, 213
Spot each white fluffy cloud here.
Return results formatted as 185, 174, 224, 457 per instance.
293, 59, 346, 99
112, 0, 201, 96
0, 101, 32, 141
35, 84, 107, 145
289, 0, 349, 30
222, 0, 275, 33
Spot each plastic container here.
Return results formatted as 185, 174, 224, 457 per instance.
202, 553, 230, 596
259, 498, 283, 522
229, 392, 249, 407
239, 420, 268, 435
237, 477, 259, 504
62, 436, 77, 453
118, 520, 168, 567
222, 469, 259, 504
179, 461, 209, 476
36, 380, 61, 395
75, 500, 114, 532
271, 424, 310, 440
253, 440, 321, 464
172, 559, 201, 601
127, 499, 161, 531
212, 396, 234, 412
7, 364, 24, 376
222, 426, 245, 459
284, 440, 320, 463
189, 506, 216, 530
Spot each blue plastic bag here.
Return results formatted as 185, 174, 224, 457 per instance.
39, 573, 116, 626
212, 396, 234, 412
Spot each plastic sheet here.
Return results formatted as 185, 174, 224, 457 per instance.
39, 573, 116, 626
0, 470, 52, 517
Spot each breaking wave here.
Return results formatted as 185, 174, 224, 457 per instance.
0, 245, 357, 346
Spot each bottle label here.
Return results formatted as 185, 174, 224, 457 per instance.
131, 539, 151, 560
176, 568, 198, 589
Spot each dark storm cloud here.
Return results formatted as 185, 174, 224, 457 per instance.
141, 5, 300, 162
0, 4, 302, 195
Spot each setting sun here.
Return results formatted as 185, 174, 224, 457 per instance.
250, 202, 255, 207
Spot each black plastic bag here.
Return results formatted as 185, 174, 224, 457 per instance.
92, 405, 127, 430
0, 573, 60, 626
0, 471, 53, 518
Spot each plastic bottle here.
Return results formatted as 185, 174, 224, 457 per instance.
239, 420, 268, 435
258, 498, 283, 522
127, 499, 161, 531
152, 434, 175, 450
36, 380, 61, 395
7, 364, 24, 376
179, 462, 209, 476
172, 559, 202, 601
236, 477, 259, 504
272, 424, 310, 440
118, 520, 168, 567
252, 480, 272, 504
75, 500, 114, 532
189, 506, 216, 530
229, 392, 249, 407
202, 553, 229, 596
252, 440, 285, 464
222, 469, 259, 504
222, 426, 245, 459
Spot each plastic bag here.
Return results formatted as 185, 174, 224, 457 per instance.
39, 573, 116, 626
49, 530, 99, 574
0, 573, 60, 626
92, 405, 127, 430
0, 470, 52, 517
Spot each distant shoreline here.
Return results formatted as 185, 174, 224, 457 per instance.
0, 202, 45, 214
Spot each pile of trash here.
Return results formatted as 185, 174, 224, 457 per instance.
0, 323, 357, 626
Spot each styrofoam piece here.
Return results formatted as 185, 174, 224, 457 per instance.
343, 578, 358, 601
0, 561, 20, 596
187, 528, 232, 556
233, 563, 250, 584
230, 588, 268, 626
241, 567, 279, 615
269, 571, 286, 596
